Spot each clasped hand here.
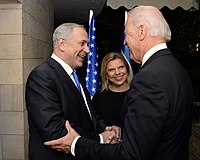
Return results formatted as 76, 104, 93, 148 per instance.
44, 121, 121, 154
102, 125, 121, 144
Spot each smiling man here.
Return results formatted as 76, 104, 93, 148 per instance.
25, 23, 119, 160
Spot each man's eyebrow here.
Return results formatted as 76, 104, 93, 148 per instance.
82, 40, 88, 43
82, 40, 89, 45
79, 39, 88, 43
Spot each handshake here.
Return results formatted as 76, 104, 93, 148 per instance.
44, 121, 121, 154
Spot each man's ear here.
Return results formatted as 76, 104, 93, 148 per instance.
58, 38, 66, 52
138, 25, 146, 40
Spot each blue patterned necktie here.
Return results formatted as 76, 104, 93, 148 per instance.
72, 71, 81, 93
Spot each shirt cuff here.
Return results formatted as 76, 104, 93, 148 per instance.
99, 134, 104, 144
71, 134, 104, 156
71, 135, 81, 156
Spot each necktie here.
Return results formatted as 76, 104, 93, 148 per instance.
72, 71, 81, 93
72, 71, 92, 119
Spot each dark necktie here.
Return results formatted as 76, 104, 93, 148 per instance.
72, 71, 81, 93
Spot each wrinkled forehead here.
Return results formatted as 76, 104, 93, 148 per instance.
125, 18, 133, 33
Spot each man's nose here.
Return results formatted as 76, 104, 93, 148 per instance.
84, 46, 90, 54
124, 40, 126, 45
124, 39, 127, 45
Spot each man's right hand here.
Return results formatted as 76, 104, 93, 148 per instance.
44, 121, 78, 154
101, 125, 121, 144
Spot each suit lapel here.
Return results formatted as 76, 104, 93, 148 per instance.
140, 48, 171, 71
79, 80, 97, 128
46, 57, 93, 121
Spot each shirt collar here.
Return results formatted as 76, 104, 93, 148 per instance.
51, 53, 73, 76
142, 43, 167, 66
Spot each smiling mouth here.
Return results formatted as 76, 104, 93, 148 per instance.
114, 76, 123, 81
79, 54, 85, 60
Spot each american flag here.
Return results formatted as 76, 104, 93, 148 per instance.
85, 10, 100, 99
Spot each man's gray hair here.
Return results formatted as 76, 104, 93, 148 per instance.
53, 23, 85, 50
128, 6, 171, 42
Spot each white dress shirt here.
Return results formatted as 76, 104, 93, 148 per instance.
142, 43, 167, 66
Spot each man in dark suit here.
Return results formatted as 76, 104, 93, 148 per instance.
44, 6, 194, 160
25, 23, 119, 160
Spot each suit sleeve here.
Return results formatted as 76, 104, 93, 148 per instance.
25, 68, 67, 141
75, 71, 169, 160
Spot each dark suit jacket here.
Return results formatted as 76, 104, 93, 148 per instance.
25, 57, 106, 160
75, 49, 194, 160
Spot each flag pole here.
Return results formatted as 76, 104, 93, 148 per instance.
125, 11, 127, 24
89, 10, 93, 26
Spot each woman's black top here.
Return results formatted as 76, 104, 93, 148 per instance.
92, 89, 128, 127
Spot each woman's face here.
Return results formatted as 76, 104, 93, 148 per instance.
106, 58, 128, 87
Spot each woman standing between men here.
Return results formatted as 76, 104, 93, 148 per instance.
92, 52, 133, 127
